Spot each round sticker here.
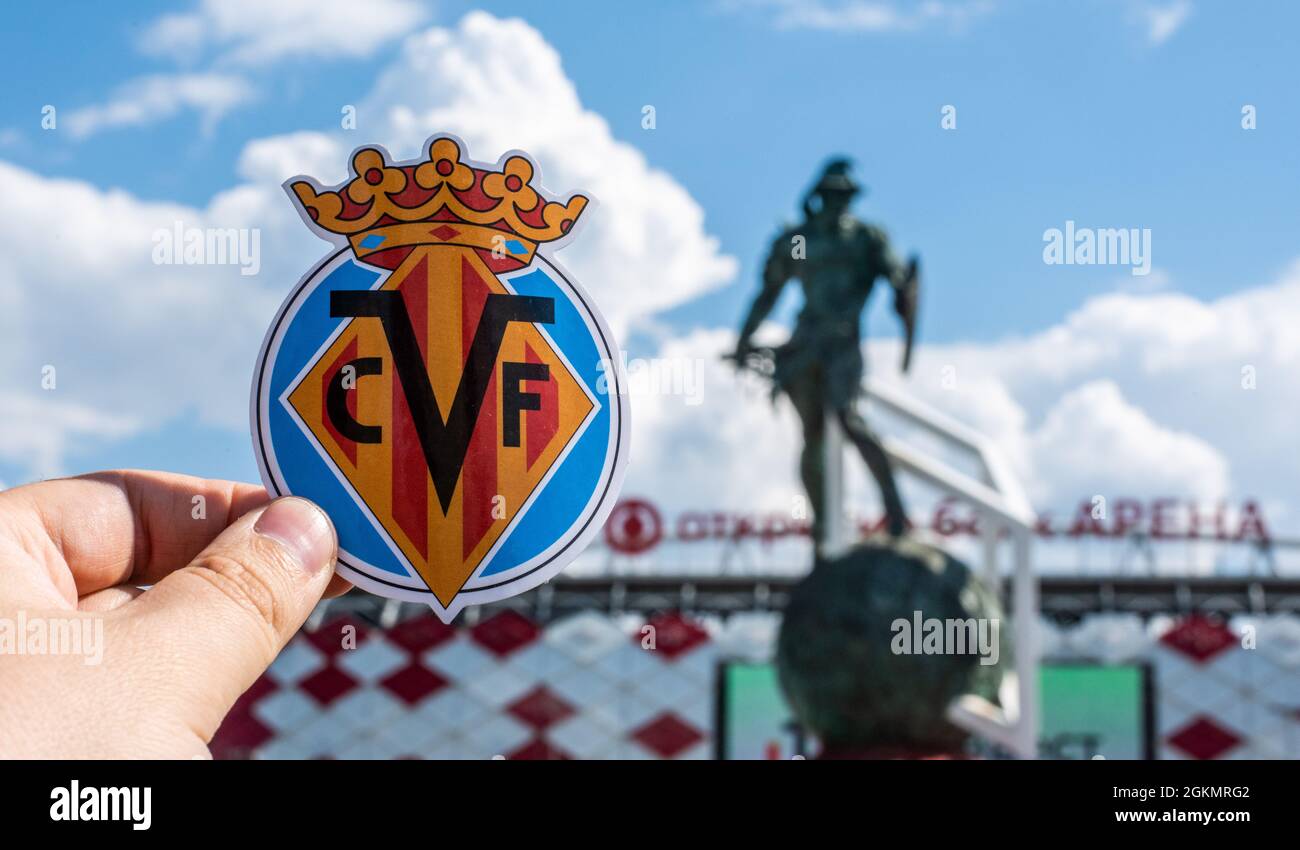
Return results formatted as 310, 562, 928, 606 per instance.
251, 135, 629, 622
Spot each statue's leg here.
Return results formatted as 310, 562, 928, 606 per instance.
786, 378, 826, 545
835, 404, 908, 537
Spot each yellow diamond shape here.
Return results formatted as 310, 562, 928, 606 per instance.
286, 245, 595, 606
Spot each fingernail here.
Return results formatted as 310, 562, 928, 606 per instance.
254, 497, 336, 576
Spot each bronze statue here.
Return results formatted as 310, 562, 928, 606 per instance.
732, 158, 918, 543
741, 161, 1005, 760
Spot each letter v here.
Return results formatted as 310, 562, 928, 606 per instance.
331, 289, 554, 513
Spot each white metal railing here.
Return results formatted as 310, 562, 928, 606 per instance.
828, 377, 1040, 759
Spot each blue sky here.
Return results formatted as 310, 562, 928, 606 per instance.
2, 0, 1298, 540
9, 1, 1299, 341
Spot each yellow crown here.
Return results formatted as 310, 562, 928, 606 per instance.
289, 137, 588, 266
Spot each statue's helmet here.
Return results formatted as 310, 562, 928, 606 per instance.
811, 157, 864, 197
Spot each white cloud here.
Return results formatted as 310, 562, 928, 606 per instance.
66, 0, 426, 140
735, 1, 1190, 45
0, 162, 286, 478
1025, 380, 1228, 505
0, 13, 735, 479
625, 263, 1300, 535
730, 0, 996, 32
866, 269, 1300, 515
63, 74, 254, 139
243, 11, 738, 341
624, 327, 804, 513
1141, 0, 1192, 45
0, 396, 137, 481
236, 131, 345, 185
5, 9, 1288, 545
139, 0, 429, 66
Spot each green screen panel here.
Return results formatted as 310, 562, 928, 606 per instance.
717, 661, 1150, 759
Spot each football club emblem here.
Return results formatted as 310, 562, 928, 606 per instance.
251, 135, 628, 621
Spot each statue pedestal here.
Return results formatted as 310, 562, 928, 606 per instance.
777, 536, 1008, 757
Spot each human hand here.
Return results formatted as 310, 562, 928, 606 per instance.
0, 470, 347, 758
725, 339, 754, 372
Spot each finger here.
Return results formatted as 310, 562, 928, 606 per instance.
119, 497, 336, 739
78, 585, 145, 612
324, 574, 354, 599
0, 470, 270, 601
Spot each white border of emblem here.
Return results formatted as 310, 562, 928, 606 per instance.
249, 136, 629, 623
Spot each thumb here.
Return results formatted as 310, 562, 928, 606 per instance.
122, 496, 337, 740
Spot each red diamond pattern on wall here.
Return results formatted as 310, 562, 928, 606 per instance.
210, 611, 1300, 760
471, 610, 542, 657
509, 738, 573, 760
1165, 715, 1242, 760
386, 614, 456, 654
630, 712, 705, 758
212, 713, 274, 757
1159, 615, 1238, 663
642, 611, 709, 660
210, 675, 279, 759
303, 615, 371, 658
380, 663, 448, 705
508, 686, 576, 731
213, 609, 712, 760
298, 664, 360, 707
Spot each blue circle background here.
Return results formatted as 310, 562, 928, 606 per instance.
263, 255, 614, 584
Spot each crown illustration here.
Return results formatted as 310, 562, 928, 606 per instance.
289, 137, 588, 268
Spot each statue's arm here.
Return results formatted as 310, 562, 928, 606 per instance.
868, 226, 915, 324
874, 228, 909, 290
736, 234, 791, 351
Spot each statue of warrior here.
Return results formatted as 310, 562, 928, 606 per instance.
732, 158, 918, 543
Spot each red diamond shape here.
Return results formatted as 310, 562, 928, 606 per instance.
211, 674, 280, 759
1160, 615, 1237, 663
210, 710, 274, 759
639, 612, 709, 660
1166, 716, 1242, 759
508, 738, 573, 760
380, 663, 448, 705
470, 610, 540, 657
387, 614, 456, 654
238, 674, 280, 706
429, 224, 460, 241
630, 712, 704, 758
303, 615, 370, 658
298, 663, 360, 706
508, 686, 576, 731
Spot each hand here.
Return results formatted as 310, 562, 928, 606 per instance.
0, 470, 348, 758
729, 339, 754, 368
